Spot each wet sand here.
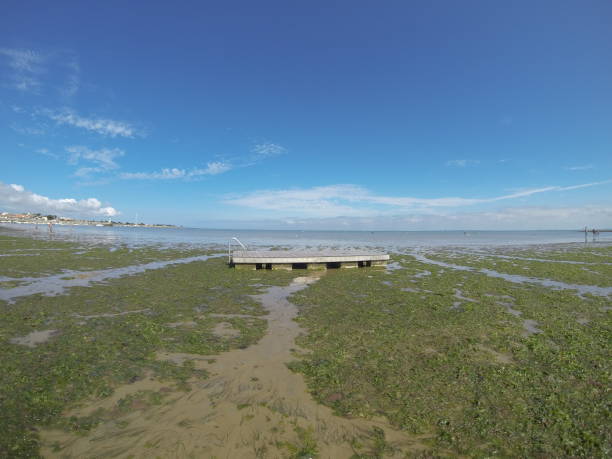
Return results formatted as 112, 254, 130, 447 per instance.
41, 274, 425, 458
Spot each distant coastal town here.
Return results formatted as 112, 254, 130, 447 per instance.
0, 212, 177, 228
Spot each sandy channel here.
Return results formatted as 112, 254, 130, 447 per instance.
41, 274, 425, 458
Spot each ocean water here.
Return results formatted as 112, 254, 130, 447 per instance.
2, 223, 610, 250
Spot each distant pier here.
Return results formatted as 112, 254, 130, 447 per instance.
230, 250, 389, 270
582, 228, 612, 242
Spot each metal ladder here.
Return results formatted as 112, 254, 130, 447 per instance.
228, 237, 248, 263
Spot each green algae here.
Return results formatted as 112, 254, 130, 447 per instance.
427, 247, 612, 287
0, 233, 211, 279
495, 244, 612, 264
290, 251, 612, 457
0, 234, 298, 457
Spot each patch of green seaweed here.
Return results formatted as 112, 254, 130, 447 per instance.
0, 235, 298, 457
289, 252, 611, 457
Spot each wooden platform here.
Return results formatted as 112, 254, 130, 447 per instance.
230, 250, 389, 270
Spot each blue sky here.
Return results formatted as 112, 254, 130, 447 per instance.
1, 0, 611, 230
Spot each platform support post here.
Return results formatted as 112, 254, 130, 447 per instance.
371, 260, 387, 268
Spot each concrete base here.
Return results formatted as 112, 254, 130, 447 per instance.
272, 263, 293, 271
235, 264, 256, 270
340, 261, 359, 269
307, 263, 327, 270
371, 260, 387, 268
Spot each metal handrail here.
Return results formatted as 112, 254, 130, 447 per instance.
228, 237, 248, 263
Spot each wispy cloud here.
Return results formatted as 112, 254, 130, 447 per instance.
120, 161, 231, 180
225, 180, 612, 217
0, 182, 118, 217
45, 108, 138, 138
0, 47, 80, 97
35, 148, 59, 159
445, 159, 480, 167
219, 205, 612, 231
231, 142, 288, 168
565, 164, 593, 171
10, 123, 46, 136
60, 58, 80, 98
251, 143, 286, 158
119, 142, 286, 181
66, 145, 125, 178
0, 48, 44, 92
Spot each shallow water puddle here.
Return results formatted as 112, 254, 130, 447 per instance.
41, 273, 425, 458
166, 321, 197, 328
385, 261, 403, 273
450, 288, 478, 310
412, 252, 612, 297
73, 309, 151, 320
413, 269, 432, 279
10, 329, 59, 347
0, 254, 221, 303
457, 249, 612, 266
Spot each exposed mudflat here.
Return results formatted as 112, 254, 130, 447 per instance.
41, 274, 424, 458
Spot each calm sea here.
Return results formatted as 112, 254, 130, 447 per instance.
2, 224, 610, 250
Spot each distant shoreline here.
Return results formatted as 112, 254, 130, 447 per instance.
0, 213, 177, 228
1, 220, 177, 229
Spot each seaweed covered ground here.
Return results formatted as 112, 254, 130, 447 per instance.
0, 231, 297, 457
1, 228, 610, 458
289, 245, 612, 457
420, 246, 612, 287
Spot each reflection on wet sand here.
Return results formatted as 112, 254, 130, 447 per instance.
41, 274, 425, 458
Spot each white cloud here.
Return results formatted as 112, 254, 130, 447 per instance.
66, 145, 124, 172
225, 180, 612, 218
225, 185, 371, 217
0, 48, 44, 92
0, 48, 41, 72
0, 182, 118, 217
196, 161, 232, 175
104, 142, 281, 181
220, 205, 612, 231
565, 164, 593, 171
120, 168, 186, 180
120, 161, 232, 180
0, 48, 80, 97
35, 148, 59, 159
73, 167, 102, 178
46, 109, 137, 138
251, 143, 286, 158
445, 159, 480, 167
